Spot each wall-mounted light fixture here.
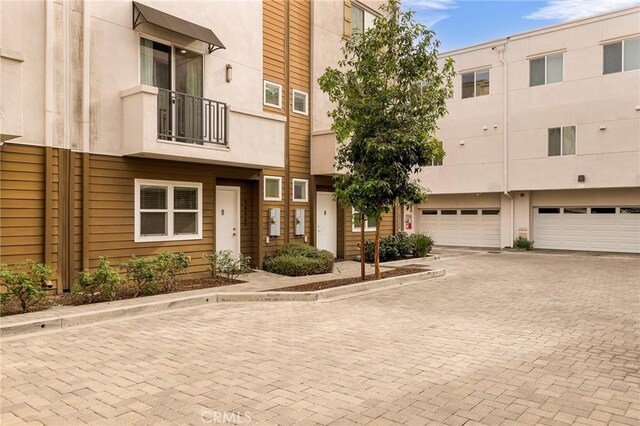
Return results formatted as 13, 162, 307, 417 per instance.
578, 174, 586, 183
599, 124, 606, 130
225, 64, 233, 83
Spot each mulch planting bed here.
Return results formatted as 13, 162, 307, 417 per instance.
0, 276, 244, 317
268, 267, 428, 292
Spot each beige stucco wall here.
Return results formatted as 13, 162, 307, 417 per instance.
1, 0, 285, 167
416, 6, 640, 195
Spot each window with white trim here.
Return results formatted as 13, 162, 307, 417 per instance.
530, 53, 563, 86
264, 176, 282, 201
264, 81, 282, 108
548, 125, 576, 157
461, 68, 490, 99
352, 3, 375, 34
603, 37, 640, 75
292, 179, 308, 202
292, 90, 308, 115
135, 179, 202, 242
352, 208, 377, 232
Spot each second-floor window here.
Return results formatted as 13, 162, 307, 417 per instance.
264, 81, 282, 109
548, 126, 576, 157
530, 53, 563, 86
140, 38, 203, 96
603, 37, 640, 74
352, 3, 375, 34
292, 90, 308, 115
461, 69, 490, 99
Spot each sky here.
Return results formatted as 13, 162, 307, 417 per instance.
403, 0, 640, 52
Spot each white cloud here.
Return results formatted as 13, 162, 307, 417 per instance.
526, 0, 639, 21
403, 0, 457, 10
403, 0, 457, 28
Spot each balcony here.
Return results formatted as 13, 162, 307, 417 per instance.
121, 85, 285, 168
157, 88, 228, 146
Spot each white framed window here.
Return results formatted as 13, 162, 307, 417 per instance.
603, 37, 640, 75
461, 68, 490, 99
548, 125, 576, 157
352, 208, 377, 232
134, 179, 202, 243
292, 179, 308, 202
530, 53, 563, 86
264, 80, 282, 108
352, 3, 376, 34
264, 176, 282, 201
292, 89, 309, 115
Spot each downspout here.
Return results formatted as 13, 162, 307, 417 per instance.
494, 40, 513, 247
45, 0, 54, 147
82, 0, 90, 152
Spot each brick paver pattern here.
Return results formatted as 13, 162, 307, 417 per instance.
1, 250, 639, 425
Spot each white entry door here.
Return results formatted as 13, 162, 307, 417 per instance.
216, 186, 240, 255
316, 192, 337, 255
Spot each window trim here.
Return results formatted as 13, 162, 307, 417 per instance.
134, 179, 203, 243
461, 68, 490, 99
291, 89, 309, 115
351, 2, 377, 34
547, 125, 577, 157
263, 80, 283, 109
529, 52, 564, 87
352, 208, 377, 233
602, 36, 640, 75
263, 176, 283, 201
292, 178, 309, 202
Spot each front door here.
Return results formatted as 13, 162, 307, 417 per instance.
316, 192, 337, 255
216, 186, 240, 255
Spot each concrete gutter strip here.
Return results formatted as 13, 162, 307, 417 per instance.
0, 269, 445, 338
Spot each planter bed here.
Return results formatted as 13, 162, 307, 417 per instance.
266, 267, 428, 292
0, 276, 244, 317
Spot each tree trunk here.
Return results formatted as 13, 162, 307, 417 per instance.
374, 220, 381, 279
360, 218, 365, 281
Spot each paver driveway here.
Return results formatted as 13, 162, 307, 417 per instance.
1, 250, 639, 425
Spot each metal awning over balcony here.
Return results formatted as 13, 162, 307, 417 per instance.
132, 1, 225, 53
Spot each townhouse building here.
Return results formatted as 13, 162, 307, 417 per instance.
0, 0, 393, 293
410, 6, 640, 253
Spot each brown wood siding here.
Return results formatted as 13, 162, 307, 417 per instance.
263, 0, 286, 116
343, 210, 394, 260
87, 154, 260, 277
0, 144, 46, 265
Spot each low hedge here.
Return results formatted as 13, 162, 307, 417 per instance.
264, 243, 334, 276
363, 232, 434, 262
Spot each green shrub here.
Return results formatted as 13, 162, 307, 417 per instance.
264, 243, 333, 276
0, 260, 53, 313
514, 236, 534, 251
155, 252, 191, 292
203, 250, 251, 280
73, 257, 123, 303
121, 256, 161, 297
411, 234, 434, 257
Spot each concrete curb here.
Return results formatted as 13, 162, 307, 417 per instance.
0, 269, 445, 338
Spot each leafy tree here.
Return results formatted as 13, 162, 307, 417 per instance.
318, 0, 454, 278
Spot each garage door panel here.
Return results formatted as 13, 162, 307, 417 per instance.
418, 209, 500, 248
534, 207, 640, 253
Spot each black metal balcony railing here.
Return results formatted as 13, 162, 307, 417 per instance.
157, 88, 228, 145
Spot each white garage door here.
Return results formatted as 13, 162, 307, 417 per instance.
534, 206, 640, 253
418, 208, 501, 248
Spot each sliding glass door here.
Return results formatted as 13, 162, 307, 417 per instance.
140, 38, 204, 143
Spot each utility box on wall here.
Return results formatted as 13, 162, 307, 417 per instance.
268, 208, 280, 237
294, 209, 305, 236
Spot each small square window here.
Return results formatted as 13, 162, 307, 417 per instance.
461, 68, 490, 99
264, 176, 282, 201
292, 179, 308, 202
548, 126, 576, 157
530, 53, 563, 86
264, 81, 282, 108
292, 90, 308, 115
